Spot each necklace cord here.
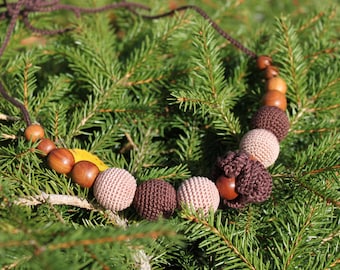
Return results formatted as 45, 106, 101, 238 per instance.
0, 0, 257, 127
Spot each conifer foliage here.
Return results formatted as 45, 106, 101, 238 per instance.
0, 0, 339, 269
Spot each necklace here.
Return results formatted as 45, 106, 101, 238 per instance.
0, 1, 290, 220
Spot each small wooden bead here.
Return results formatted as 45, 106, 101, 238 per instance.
257, 55, 272, 70
262, 90, 287, 111
24, 124, 44, 142
70, 161, 99, 188
47, 148, 75, 174
37, 138, 57, 156
266, 77, 287, 94
265, 65, 279, 79
215, 175, 238, 200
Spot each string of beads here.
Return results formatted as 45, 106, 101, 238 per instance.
1, 1, 290, 220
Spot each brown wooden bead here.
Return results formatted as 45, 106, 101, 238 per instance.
265, 65, 279, 79
257, 55, 272, 70
262, 90, 287, 111
47, 148, 75, 174
70, 161, 99, 188
215, 175, 238, 200
37, 138, 57, 156
266, 77, 287, 94
24, 124, 44, 142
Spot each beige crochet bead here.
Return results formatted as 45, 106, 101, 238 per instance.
93, 168, 137, 212
177, 176, 220, 214
239, 129, 280, 168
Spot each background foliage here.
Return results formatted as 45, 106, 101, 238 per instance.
0, 0, 339, 269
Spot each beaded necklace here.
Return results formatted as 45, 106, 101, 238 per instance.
0, 1, 290, 220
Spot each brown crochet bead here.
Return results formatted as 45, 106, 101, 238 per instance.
213, 151, 272, 208
266, 77, 287, 94
47, 148, 75, 174
257, 55, 272, 70
265, 66, 279, 79
133, 179, 177, 220
251, 106, 290, 141
24, 124, 44, 142
262, 90, 287, 111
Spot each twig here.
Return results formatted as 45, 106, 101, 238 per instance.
0, 112, 19, 121
14, 192, 129, 227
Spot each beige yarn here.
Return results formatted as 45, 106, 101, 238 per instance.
177, 176, 220, 214
93, 168, 137, 212
239, 128, 279, 168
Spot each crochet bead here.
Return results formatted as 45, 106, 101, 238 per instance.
262, 90, 287, 111
213, 151, 272, 208
93, 168, 136, 212
24, 124, 44, 142
177, 176, 220, 214
70, 161, 99, 188
251, 106, 290, 141
133, 179, 177, 220
216, 175, 238, 200
240, 129, 280, 168
47, 148, 75, 174
266, 77, 287, 94
256, 55, 272, 70
37, 138, 57, 156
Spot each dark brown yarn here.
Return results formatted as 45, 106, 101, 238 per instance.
251, 106, 290, 141
213, 151, 272, 208
133, 179, 177, 221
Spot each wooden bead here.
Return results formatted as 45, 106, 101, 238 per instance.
262, 90, 287, 111
24, 124, 44, 142
257, 55, 272, 70
70, 161, 99, 188
266, 77, 287, 94
215, 175, 238, 200
47, 148, 75, 174
37, 138, 57, 156
265, 65, 279, 79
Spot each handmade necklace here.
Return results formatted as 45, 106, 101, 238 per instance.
0, 1, 290, 220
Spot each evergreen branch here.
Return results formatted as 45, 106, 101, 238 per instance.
37, 230, 176, 255
291, 175, 340, 207
184, 213, 256, 270
278, 17, 307, 107
283, 205, 316, 270
292, 127, 339, 135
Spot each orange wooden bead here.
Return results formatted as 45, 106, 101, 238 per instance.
265, 65, 279, 79
47, 148, 75, 174
256, 55, 272, 70
266, 77, 287, 94
70, 161, 99, 188
37, 138, 57, 156
24, 124, 44, 142
215, 175, 238, 200
262, 90, 287, 111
